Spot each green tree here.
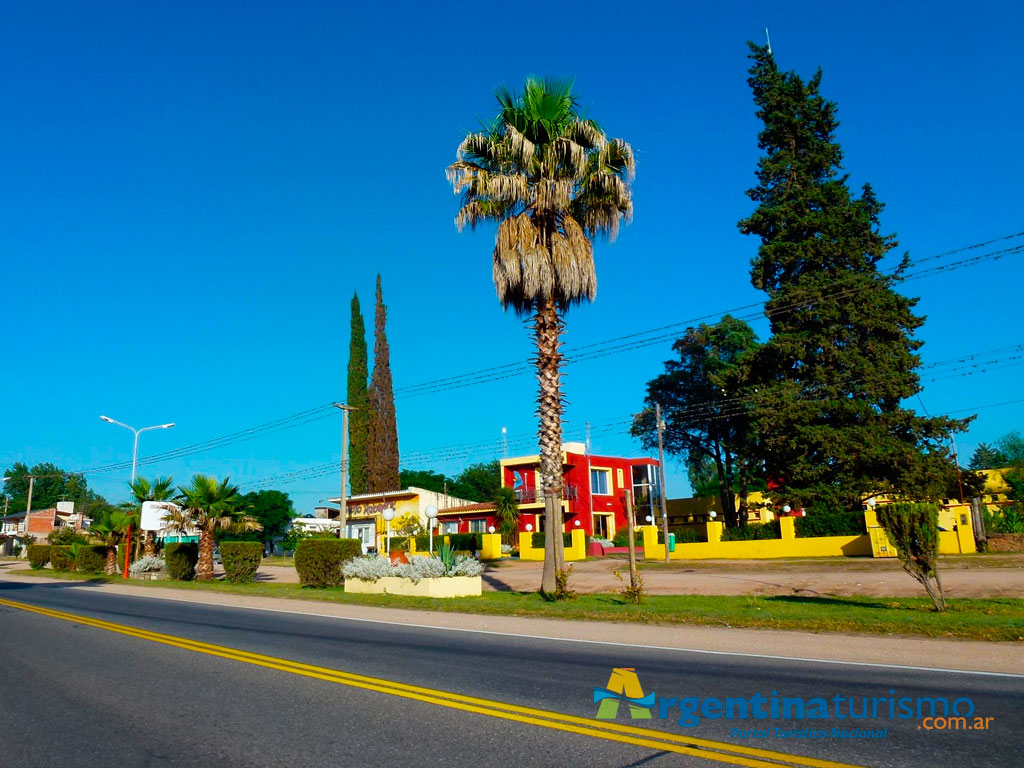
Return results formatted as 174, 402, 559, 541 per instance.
398, 468, 449, 495
877, 502, 945, 612
239, 490, 295, 551
447, 77, 634, 595
454, 460, 502, 502
166, 475, 261, 581
347, 291, 370, 495
494, 486, 520, 546
367, 275, 400, 492
737, 44, 968, 511
995, 431, 1024, 501
633, 316, 760, 528
1, 461, 91, 514
969, 442, 1008, 471
89, 510, 134, 575
128, 476, 175, 557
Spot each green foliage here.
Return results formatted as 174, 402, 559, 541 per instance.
969, 442, 1008, 470
633, 315, 760, 528
74, 544, 107, 574
239, 490, 294, 541
436, 541, 457, 573
0, 461, 91, 514
794, 511, 867, 538
367, 275, 400, 492
220, 541, 263, 583
494, 486, 520, 544
47, 527, 88, 545
447, 532, 482, 551
165, 542, 199, 581
614, 568, 645, 605
611, 530, 643, 547
348, 291, 370, 495
736, 44, 969, 511
27, 544, 50, 569
50, 545, 75, 571
398, 461, 503, 503
657, 527, 702, 544
877, 502, 945, 612
985, 507, 1024, 535
554, 564, 577, 600
532, 531, 573, 549
294, 538, 362, 588
721, 520, 781, 541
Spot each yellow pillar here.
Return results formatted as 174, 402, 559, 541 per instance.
480, 533, 502, 560
779, 516, 796, 540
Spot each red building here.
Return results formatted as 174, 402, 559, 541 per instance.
436, 442, 661, 539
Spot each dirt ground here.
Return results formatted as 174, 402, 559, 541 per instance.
253, 553, 1024, 598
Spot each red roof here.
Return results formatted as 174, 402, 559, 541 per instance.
436, 502, 495, 516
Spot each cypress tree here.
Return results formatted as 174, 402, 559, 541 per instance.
346, 292, 369, 495
738, 44, 969, 511
367, 275, 400, 492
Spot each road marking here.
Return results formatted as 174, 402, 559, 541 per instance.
0, 595, 860, 768
65, 583, 1023, 679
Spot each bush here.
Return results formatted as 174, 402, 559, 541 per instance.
657, 527, 702, 545
75, 544, 107, 574
343, 554, 397, 582
47, 527, 88, 546
50, 545, 75, 571
27, 544, 51, 570
532, 531, 574, 549
165, 542, 199, 581
129, 556, 166, 575
295, 538, 361, 588
721, 520, 781, 541
795, 511, 866, 538
877, 502, 945, 612
220, 541, 263, 583
447, 532, 482, 552
611, 530, 643, 547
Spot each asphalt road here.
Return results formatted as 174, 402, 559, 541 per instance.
0, 578, 1020, 768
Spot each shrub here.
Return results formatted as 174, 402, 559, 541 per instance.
129, 556, 166, 575
295, 538, 361, 587
614, 568, 645, 605
795, 511, 866, 538
554, 564, 576, 600
721, 520, 781, 541
220, 541, 263, 583
47, 527, 88, 546
447, 532, 482, 551
75, 545, 107, 574
531, 531, 574, 548
611, 530, 643, 547
877, 502, 945, 612
343, 555, 398, 582
394, 556, 447, 583
50, 545, 75, 571
27, 544, 51, 570
657, 527, 702, 544
165, 542, 199, 581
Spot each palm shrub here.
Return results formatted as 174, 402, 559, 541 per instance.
50, 545, 75, 571
220, 541, 263, 583
89, 510, 134, 575
295, 538, 361, 587
494, 487, 520, 546
165, 474, 261, 581
165, 542, 199, 581
27, 544, 51, 569
877, 502, 945, 612
448, 78, 634, 595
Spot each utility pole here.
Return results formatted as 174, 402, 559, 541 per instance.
333, 403, 355, 536
23, 476, 36, 546
655, 404, 671, 564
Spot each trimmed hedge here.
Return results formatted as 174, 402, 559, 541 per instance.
295, 538, 362, 588
531, 531, 574, 549
221, 541, 263, 583
165, 542, 199, 581
795, 511, 867, 538
657, 527, 702, 545
611, 530, 643, 547
75, 545, 107, 574
721, 520, 781, 541
27, 544, 51, 570
50, 545, 75, 571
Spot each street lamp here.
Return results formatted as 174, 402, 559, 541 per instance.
382, 507, 395, 557
425, 505, 438, 552
100, 415, 175, 483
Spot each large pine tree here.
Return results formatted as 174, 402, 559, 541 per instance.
738, 44, 968, 511
347, 292, 370, 495
366, 275, 400, 492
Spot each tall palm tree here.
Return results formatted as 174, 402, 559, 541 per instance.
165, 474, 261, 581
129, 475, 176, 557
447, 78, 634, 594
89, 511, 134, 575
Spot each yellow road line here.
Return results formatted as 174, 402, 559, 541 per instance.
0, 596, 861, 768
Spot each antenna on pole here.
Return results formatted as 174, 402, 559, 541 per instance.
765, 27, 773, 55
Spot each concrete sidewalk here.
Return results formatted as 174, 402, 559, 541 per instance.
2, 572, 1020, 676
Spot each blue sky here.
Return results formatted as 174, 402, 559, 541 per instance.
2, 1, 1022, 509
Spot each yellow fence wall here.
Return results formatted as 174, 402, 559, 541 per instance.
518, 529, 586, 561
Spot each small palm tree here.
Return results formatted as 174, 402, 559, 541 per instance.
448, 77, 634, 594
165, 474, 261, 581
494, 486, 520, 547
89, 511, 134, 575
129, 475, 175, 557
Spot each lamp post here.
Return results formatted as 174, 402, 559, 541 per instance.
382, 507, 395, 557
99, 415, 175, 483
425, 505, 438, 553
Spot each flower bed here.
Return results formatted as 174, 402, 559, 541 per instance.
342, 550, 483, 597
344, 575, 481, 597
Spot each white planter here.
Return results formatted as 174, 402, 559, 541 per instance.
345, 575, 482, 597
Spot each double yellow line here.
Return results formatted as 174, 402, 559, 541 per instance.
0, 596, 860, 768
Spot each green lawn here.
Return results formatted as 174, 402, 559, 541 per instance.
9, 569, 1023, 642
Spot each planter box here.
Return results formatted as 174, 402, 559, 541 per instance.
345, 575, 481, 598
130, 571, 168, 581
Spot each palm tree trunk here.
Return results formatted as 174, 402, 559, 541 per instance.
105, 546, 118, 575
143, 531, 156, 558
197, 529, 215, 581
535, 296, 565, 595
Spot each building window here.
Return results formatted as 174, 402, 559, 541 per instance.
590, 468, 611, 495
440, 521, 458, 534
469, 519, 487, 533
